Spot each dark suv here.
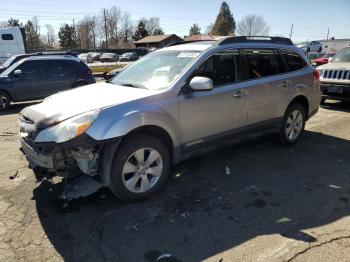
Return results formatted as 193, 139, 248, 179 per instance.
0, 52, 78, 74
0, 55, 95, 110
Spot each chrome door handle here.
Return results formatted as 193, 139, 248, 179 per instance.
233, 90, 246, 98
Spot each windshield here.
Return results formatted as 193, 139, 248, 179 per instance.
332, 48, 350, 63
111, 50, 200, 90
0, 60, 21, 76
1, 56, 16, 68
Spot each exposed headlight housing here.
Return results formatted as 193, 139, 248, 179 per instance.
35, 109, 100, 143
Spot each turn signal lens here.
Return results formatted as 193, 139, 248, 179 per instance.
76, 123, 91, 136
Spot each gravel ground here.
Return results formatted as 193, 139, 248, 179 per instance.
0, 101, 350, 262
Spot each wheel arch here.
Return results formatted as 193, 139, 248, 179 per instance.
99, 125, 175, 187
0, 89, 13, 101
287, 95, 309, 119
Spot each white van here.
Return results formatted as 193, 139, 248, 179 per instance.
0, 27, 26, 65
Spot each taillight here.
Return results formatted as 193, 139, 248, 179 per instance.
313, 69, 320, 81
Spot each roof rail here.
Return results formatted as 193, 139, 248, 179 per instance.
166, 40, 215, 47
217, 36, 293, 46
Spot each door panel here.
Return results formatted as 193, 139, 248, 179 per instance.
12, 60, 47, 100
243, 49, 290, 131
46, 60, 76, 95
179, 49, 248, 151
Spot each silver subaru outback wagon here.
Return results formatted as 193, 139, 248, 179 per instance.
19, 36, 321, 201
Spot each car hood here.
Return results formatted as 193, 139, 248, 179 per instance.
20, 82, 161, 128
318, 62, 350, 70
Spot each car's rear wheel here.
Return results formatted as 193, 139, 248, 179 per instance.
279, 103, 306, 145
109, 135, 170, 202
0, 91, 10, 111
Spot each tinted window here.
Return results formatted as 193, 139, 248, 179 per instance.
245, 49, 286, 79
282, 50, 307, 71
2, 34, 14, 40
47, 60, 76, 76
16, 61, 45, 76
194, 50, 240, 87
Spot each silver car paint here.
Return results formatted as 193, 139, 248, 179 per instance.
22, 42, 320, 165
87, 43, 319, 147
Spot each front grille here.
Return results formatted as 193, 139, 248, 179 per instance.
322, 70, 350, 80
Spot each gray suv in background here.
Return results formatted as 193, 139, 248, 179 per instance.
19, 36, 321, 201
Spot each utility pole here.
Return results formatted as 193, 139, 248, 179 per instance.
326, 28, 330, 40
103, 9, 108, 48
289, 23, 293, 39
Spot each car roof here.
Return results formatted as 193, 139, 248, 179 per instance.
24, 55, 80, 62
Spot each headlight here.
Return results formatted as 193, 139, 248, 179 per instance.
317, 69, 323, 76
35, 109, 100, 143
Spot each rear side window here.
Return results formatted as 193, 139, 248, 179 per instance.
194, 50, 240, 87
2, 34, 14, 40
47, 60, 76, 76
245, 49, 286, 80
281, 50, 307, 71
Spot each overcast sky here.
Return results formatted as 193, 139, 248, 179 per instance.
1, 0, 350, 42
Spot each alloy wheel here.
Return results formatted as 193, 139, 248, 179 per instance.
285, 110, 304, 140
122, 147, 163, 193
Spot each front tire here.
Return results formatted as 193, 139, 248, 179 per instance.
109, 135, 170, 202
0, 91, 10, 111
279, 103, 306, 146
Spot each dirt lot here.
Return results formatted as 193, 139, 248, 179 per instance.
0, 101, 350, 262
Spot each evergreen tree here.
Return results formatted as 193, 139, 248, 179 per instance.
24, 20, 42, 52
7, 18, 21, 27
133, 21, 149, 41
58, 24, 77, 50
153, 28, 164, 36
211, 1, 236, 35
189, 23, 201, 35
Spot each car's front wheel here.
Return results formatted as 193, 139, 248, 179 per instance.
279, 103, 306, 145
109, 135, 170, 202
0, 91, 10, 111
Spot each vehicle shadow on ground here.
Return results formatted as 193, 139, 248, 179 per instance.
33, 130, 350, 262
321, 100, 350, 113
0, 101, 40, 116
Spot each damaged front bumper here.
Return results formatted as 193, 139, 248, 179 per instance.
19, 133, 110, 177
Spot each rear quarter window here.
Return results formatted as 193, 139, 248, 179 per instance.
2, 34, 14, 40
281, 50, 307, 71
245, 49, 286, 80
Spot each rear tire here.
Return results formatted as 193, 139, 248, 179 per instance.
109, 134, 170, 202
0, 91, 11, 111
279, 103, 306, 146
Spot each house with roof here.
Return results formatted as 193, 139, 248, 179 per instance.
134, 34, 184, 49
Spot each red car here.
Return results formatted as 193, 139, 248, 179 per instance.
311, 52, 336, 67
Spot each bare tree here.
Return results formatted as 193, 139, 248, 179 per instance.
106, 6, 122, 47
236, 14, 270, 36
141, 17, 163, 35
45, 24, 55, 48
120, 11, 134, 42
205, 23, 214, 35
32, 16, 40, 35
0, 21, 7, 28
